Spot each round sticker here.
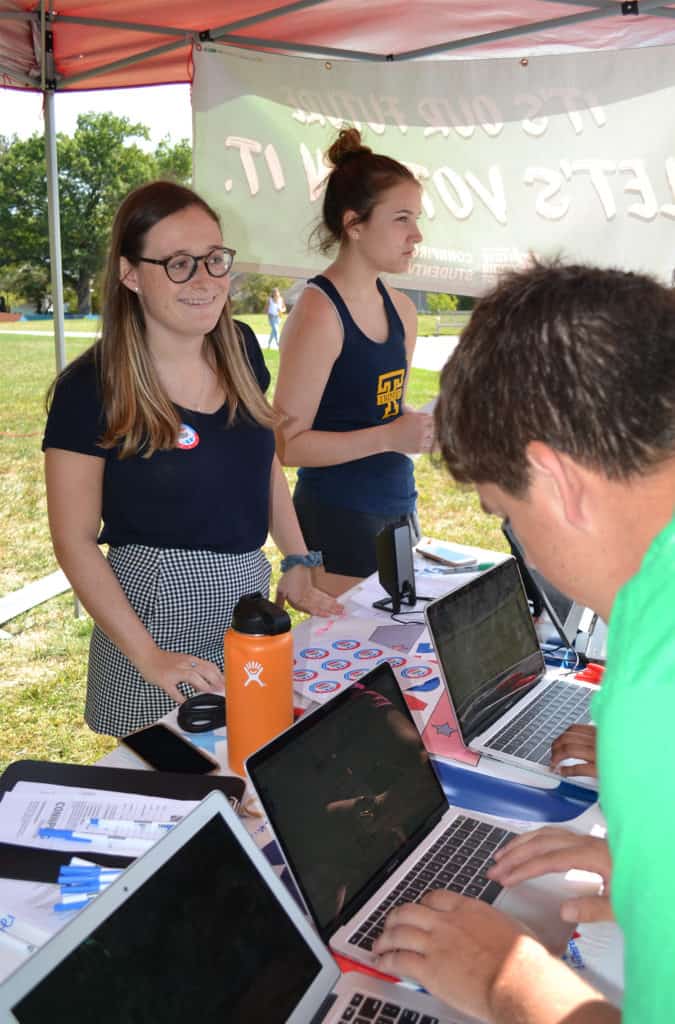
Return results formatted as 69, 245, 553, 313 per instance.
176, 423, 199, 450
321, 658, 351, 671
332, 639, 360, 651
377, 656, 406, 668
344, 669, 369, 681
293, 669, 318, 682
400, 665, 433, 679
309, 680, 341, 695
354, 647, 383, 660
299, 647, 329, 660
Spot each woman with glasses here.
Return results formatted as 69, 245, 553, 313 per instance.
274, 129, 434, 597
43, 180, 341, 738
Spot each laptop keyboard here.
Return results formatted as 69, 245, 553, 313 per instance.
488, 679, 593, 765
349, 815, 514, 952
338, 991, 440, 1023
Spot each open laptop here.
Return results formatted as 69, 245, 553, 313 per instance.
502, 521, 607, 664
246, 662, 598, 973
425, 558, 597, 781
0, 791, 471, 1024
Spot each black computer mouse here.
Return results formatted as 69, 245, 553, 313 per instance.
177, 692, 226, 733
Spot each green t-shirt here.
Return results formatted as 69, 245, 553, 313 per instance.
593, 513, 675, 1023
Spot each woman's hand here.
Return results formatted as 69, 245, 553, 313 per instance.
488, 826, 613, 923
135, 647, 224, 704
275, 565, 344, 617
386, 410, 434, 454
550, 724, 598, 777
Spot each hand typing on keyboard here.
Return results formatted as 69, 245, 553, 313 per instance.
487, 826, 612, 924
550, 724, 598, 778
373, 890, 614, 1022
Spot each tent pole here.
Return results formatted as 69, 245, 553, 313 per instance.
43, 91, 66, 374
44, 92, 80, 618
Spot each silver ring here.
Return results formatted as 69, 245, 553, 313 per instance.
190, 660, 197, 668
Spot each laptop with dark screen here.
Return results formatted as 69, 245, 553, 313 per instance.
0, 791, 468, 1024
502, 521, 607, 663
425, 558, 598, 782
247, 662, 598, 972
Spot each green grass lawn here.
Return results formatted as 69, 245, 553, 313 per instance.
0, 319, 506, 773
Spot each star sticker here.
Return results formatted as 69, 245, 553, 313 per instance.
433, 722, 455, 737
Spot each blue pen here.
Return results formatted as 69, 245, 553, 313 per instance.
39, 828, 154, 850
87, 817, 175, 835
54, 898, 92, 913
59, 882, 110, 897
39, 828, 92, 843
58, 867, 121, 881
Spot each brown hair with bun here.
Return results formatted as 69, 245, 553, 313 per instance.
313, 127, 418, 254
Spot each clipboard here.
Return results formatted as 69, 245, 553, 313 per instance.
0, 759, 246, 883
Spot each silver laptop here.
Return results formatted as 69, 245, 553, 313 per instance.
502, 521, 607, 664
0, 790, 471, 1024
246, 662, 598, 972
425, 558, 597, 781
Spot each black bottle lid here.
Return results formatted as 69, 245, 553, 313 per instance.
231, 592, 291, 636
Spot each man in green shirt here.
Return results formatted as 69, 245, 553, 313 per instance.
374, 261, 675, 1023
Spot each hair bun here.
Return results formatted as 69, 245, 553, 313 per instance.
327, 127, 371, 167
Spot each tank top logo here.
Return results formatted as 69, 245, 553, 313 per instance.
377, 368, 405, 418
244, 660, 266, 687
176, 423, 200, 450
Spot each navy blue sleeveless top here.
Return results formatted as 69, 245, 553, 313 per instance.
297, 275, 416, 516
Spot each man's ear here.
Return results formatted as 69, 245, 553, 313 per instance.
119, 256, 139, 293
526, 441, 590, 529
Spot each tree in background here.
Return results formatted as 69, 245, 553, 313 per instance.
0, 114, 191, 314
425, 292, 459, 313
230, 273, 294, 315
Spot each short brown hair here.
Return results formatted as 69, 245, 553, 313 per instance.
435, 261, 675, 495
313, 127, 418, 254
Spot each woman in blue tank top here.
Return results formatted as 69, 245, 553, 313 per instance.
274, 128, 434, 596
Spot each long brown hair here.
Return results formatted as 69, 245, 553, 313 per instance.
51, 181, 274, 458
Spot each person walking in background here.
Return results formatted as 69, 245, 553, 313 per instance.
266, 286, 286, 348
274, 128, 434, 597
43, 180, 341, 738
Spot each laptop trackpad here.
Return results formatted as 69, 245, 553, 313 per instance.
498, 872, 598, 954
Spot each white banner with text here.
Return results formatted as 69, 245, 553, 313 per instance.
193, 44, 675, 295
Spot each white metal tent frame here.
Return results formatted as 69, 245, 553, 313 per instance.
1, 0, 675, 370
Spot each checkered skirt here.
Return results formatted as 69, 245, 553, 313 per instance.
85, 544, 271, 737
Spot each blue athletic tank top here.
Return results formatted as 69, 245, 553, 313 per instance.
297, 275, 416, 516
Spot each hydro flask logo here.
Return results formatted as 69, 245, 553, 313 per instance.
244, 660, 266, 688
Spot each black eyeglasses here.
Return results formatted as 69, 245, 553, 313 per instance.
137, 246, 236, 284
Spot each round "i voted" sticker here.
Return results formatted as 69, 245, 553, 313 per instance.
177, 423, 200, 450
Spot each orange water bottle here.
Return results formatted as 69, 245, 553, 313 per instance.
224, 592, 293, 777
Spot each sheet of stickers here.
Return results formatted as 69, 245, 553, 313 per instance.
293, 615, 478, 765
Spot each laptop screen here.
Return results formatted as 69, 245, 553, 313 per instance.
501, 521, 583, 648
426, 558, 546, 745
247, 663, 447, 940
10, 812, 323, 1023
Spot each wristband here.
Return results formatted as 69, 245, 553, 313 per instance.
280, 550, 323, 574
